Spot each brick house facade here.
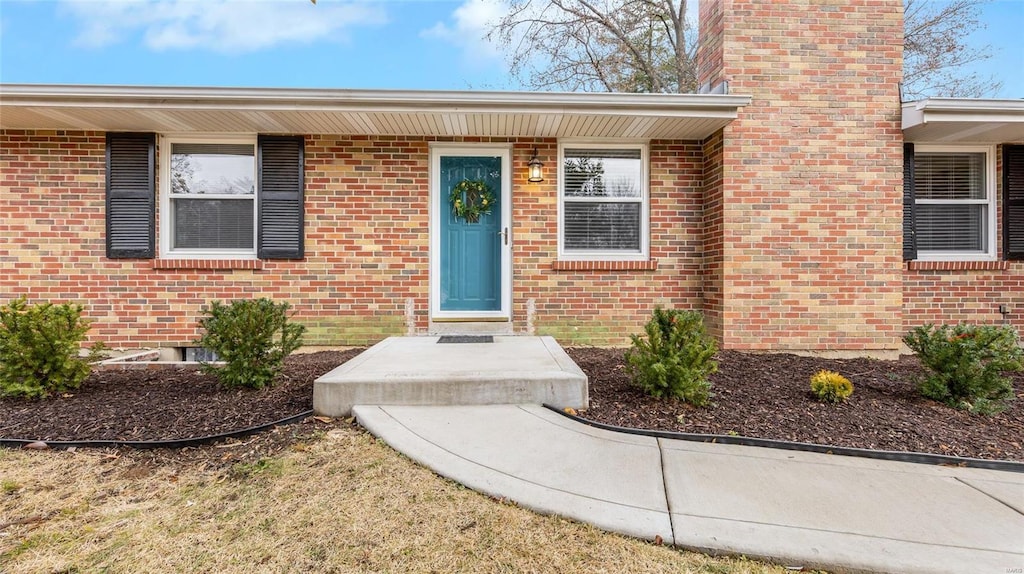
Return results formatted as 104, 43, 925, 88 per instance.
1, 0, 1021, 354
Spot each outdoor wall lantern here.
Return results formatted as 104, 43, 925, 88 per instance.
528, 148, 544, 183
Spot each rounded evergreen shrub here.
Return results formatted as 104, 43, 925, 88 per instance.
0, 298, 103, 399
903, 323, 1022, 415
197, 298, 306, 390
625, 308, 718, 406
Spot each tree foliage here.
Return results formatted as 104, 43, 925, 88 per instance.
488, 0, 998, 98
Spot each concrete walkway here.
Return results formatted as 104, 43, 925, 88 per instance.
354, 404, 1024, 574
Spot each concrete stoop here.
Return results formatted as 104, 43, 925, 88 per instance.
312, 336, 588, 417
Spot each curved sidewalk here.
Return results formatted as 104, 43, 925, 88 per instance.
354, 404, 1024, 574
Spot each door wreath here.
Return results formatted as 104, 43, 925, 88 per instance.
449, 179, 495, 223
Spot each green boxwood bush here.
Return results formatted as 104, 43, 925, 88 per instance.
197, 298, 306, 390
0, 298, 103, 399
626, 308, 718, 406
903, 323, 1022, 415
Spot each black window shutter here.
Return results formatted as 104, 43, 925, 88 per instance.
902, 142, 917, 261
257, 135, 305, 259
106, 133, 155, 258
1005, 145, 1024, 260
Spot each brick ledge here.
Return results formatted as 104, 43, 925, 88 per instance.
151, 259, 263, 271
551, 259, 658, 271
906, 260, 1009, 271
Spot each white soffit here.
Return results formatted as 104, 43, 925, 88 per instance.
0, 84, 751, 140
902, 98, 1024, 144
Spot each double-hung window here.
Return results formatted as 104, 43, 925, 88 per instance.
161, 137, 257, 258
559, 143, 648, 260
912, 145, 996, 260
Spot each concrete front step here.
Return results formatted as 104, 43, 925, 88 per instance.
312, 336, 588, 416
427, 320, 514, 336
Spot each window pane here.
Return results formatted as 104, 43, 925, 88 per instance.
171, 143, 255, 195
917, 204, 986, 252
564, 202, 640, 251
915, 152, 985, 200
173, 198, 254, 249
563, 148, 642, 198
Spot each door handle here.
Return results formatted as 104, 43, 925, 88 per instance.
498, 227, 508, 245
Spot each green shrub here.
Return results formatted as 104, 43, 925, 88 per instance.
810, 370, 853, 403
903, 324, 1022, 415
196, 298, 306, 390
625, 308, 718, 406
0, 298, 103, 399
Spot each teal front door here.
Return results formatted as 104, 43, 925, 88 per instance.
439, 154, 503, 312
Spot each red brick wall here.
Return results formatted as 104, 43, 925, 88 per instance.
1, 130, 705, 348
701, 130, 725, 341
697, 0, 906, 352
696, 0, 726, 93
903, 266, 1024, 330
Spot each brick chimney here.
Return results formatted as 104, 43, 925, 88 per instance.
697, 0, 905, 354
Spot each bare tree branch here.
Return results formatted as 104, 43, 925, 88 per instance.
488, 0, 998, 97
903, 0, 1001, 99
489, 0, 695, 92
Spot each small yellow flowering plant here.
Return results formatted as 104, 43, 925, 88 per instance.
810, 370, 854, 404
449, 179, 495, 223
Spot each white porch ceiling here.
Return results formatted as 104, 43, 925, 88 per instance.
0, 84, 751, 140
902, 98, 1024, 144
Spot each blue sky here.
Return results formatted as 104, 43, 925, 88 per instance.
0, 0, 1021, 96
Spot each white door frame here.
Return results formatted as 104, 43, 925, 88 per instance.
429, 143, 512, 320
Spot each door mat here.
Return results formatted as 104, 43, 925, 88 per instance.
437, 335, 494, 344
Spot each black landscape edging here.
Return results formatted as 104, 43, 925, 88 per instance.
543, 404, 1024, 473
0, 410, 315, 450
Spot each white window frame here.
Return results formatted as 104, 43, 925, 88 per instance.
159, 135, 258, 260
557, 141, 649, 261
914, 144, 997, 261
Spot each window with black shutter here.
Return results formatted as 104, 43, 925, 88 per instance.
106, 133, 155, 259
1004, 145, 1024, 260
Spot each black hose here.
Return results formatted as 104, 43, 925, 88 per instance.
543, 404, 1024, 473
0, 410, 315, 450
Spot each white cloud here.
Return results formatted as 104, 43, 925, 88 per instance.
420, 0, 506, 65
59, 0, 386, 53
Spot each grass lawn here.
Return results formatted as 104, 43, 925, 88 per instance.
0, 423, 793, 574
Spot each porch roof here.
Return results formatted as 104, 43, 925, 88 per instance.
0, 84, 750, 140
902, 98, 1024, 144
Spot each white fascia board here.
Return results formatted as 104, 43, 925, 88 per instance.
0, 84, 751, 118
903, 97, 1024, 130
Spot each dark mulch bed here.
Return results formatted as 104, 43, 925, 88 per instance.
3, 346, 1023, 462
0, 350, 361, 442
568, 348, 1024, 462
